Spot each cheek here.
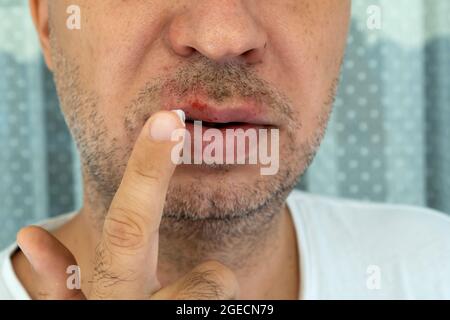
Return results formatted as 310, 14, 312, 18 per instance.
265, 14, 347, 145
70, 4, 170, 106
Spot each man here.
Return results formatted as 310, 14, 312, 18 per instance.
0, 0, 449, 300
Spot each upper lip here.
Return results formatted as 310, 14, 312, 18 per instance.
164, 96, 275, 126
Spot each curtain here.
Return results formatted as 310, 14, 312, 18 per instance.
0, 0, 82, 247
0, 0, 449, 248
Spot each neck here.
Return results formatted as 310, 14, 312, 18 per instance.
53, 187, 300, 299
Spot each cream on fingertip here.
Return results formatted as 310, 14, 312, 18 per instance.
172, 109, 186, 125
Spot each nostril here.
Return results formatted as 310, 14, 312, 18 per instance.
241, 46, 266, 64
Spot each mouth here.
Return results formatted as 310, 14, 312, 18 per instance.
162, 97, 279, 166
165, 96, 277, 129
186, 119, 246, 128
184, 119, 270, 133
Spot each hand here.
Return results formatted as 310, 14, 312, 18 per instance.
17, 111, 238, 300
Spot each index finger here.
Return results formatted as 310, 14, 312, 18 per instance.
89, 110, 185, 299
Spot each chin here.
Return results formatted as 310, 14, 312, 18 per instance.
174, 163, 263, 180
164, 164, 294, 219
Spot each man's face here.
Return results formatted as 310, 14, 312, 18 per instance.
46, 1, 350, 228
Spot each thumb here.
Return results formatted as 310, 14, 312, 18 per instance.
151, 261, 239, 300
17, 226, 86, 300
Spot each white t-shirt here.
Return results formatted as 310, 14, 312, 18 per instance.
1, 190, 450, 300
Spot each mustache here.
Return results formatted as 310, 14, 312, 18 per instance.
124, 55, 295, 132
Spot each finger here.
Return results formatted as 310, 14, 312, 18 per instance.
151, 261, 239, 300
17, 226, 86, 300
90, 110, 186, 299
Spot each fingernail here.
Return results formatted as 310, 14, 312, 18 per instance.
17, 243, 35, 269
149, 111, 184, 141
173, 109, 186, 125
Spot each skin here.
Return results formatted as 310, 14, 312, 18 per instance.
13, 0, 350, 299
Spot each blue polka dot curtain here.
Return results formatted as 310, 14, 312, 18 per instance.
0, 0, 449, 247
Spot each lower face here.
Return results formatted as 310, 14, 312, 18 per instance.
48, 0, 351, 229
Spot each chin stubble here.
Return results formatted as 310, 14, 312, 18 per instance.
50, 32, 338, 266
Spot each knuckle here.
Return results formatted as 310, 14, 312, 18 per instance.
131, 164, 163, 186
89, 243, 141, 299
36, 291, 50, 300
103, 208, 146, 251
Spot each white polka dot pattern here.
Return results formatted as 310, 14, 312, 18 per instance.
0, 0, 449, 247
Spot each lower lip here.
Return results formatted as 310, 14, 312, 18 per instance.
181, 121, 271, 165
185, 121, 265, 134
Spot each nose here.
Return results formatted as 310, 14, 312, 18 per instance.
167, 0, 267, 64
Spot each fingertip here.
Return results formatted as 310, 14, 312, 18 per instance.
172, 109, 186, 124
17, 225, 40, 251
17, 226, 74, 272
193, 260, 240, 298
203, 260, 239, 291
16, 226, 42, 268
17, 225, 41, 241
17, 225, 52, 250
147, 110, 186, 142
